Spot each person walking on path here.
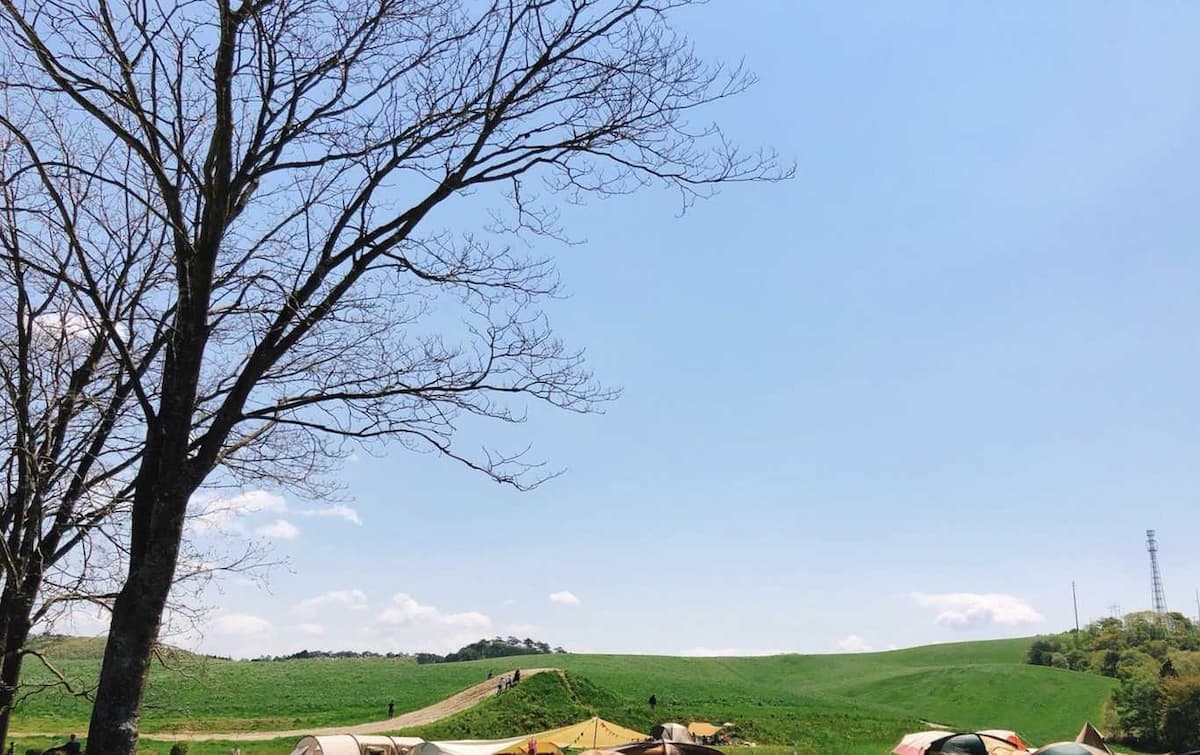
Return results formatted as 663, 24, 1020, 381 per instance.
648, 694, 657, 712
388, 700, 395, 718
513, 668, 521, 685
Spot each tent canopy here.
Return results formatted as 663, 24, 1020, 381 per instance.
651, 724, 694, 744
977, 732, 1030, 751
893, 731, 1028, 755
687, 724, 722, 738
411, 737, 564, 755
530, 717, 648, 749
614, 741, 723, 755
1074, 723, 1111, 754
291, 735, 425, 755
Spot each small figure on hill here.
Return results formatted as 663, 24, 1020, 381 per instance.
388, 699, 395, 718
513, 668, 521, 684
487, 669, 494, 680
648, 693, 657, 711
6, 741, 13, 755
496, 678, 504, 695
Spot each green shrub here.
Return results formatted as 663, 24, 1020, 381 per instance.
1159, 676, 1200, 752
169, 744, 188, 755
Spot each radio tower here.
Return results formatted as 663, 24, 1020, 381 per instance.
1147, 529, 1169, 617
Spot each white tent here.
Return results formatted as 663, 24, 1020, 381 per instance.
650, 724, 694, 744
411, 737, 564, 755
290, 735, 425, 755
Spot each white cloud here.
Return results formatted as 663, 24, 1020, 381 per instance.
679, 647, 785, 657
255, 519, 300, 540
505, 623, 542, 635
189, 490, 289, 536
549, 591, 580, 606
836, 635, 873, 653
210, 613, 274, 637
297, 623, 326, 636
293, 589, 369, 617
912, 592, 1044, 628
297, 504, 362, 526
371, 593, 492, 653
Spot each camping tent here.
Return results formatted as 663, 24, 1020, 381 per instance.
1074, 723, 1111, 754
410, 737, 564, 755
686, 724, 722, 739
614, 741, 722, 755
893, 731, 1029, 755
978, 732, 1031, 750
290, 735, 425, 755
530, 717, 648, 749
651, 724, 694, 743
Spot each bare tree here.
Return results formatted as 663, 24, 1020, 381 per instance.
0, 119, 273, 743
0, 0, 785, 751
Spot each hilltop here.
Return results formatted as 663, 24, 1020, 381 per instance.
11, 636, 1115, 755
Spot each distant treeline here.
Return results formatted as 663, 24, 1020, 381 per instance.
251, 636, 565, 663
1026, 611, 1200, 752
417, 637, 567, 664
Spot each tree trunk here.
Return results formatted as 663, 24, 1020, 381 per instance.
0, 606, 32, 746
86, 488, 189, 755
0, 564, 43, 746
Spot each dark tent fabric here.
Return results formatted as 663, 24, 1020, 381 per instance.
894, 731, 1028, 755
935, 735, 990, 755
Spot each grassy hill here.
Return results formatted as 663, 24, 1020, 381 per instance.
9, 636, 1117, 755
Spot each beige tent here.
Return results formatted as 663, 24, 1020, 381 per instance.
410, 737, 564, 755
686, 724, 722, 739
1074, 723, 1112, 754
290, 735, 425, 755
651, 724, 694, 744
530, 717, 648, 749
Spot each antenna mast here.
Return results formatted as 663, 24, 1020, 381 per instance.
1147, 529, 1169, 617
1072, 581, 1080, 632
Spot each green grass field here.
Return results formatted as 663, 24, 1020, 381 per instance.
7, 636, 1118, 755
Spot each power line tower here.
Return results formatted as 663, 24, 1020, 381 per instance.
1147, 529, 1169, 617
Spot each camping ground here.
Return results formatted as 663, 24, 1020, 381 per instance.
6, 636, 1120, 754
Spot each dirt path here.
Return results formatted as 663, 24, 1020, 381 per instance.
15, 667, 558, 743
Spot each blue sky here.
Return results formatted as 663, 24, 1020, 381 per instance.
105, 2, 1200, 657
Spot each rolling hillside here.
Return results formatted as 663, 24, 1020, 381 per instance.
9, 636, 1116, 755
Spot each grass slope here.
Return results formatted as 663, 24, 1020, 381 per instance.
8, 636, 1116, 755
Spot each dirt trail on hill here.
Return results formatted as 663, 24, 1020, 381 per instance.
16, 667, 558, 743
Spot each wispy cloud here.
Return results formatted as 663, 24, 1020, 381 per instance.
188, 490, 288, 536
912, 592, 1043, 628
836, 635, 873, 653
210, 613, 274, 637
549, 591, 580, 606
293, 589, 369, 617
296, 504, 362, 526
371, 593, 492, 653
255, 519, 300, 540
679, 647, 785, 657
